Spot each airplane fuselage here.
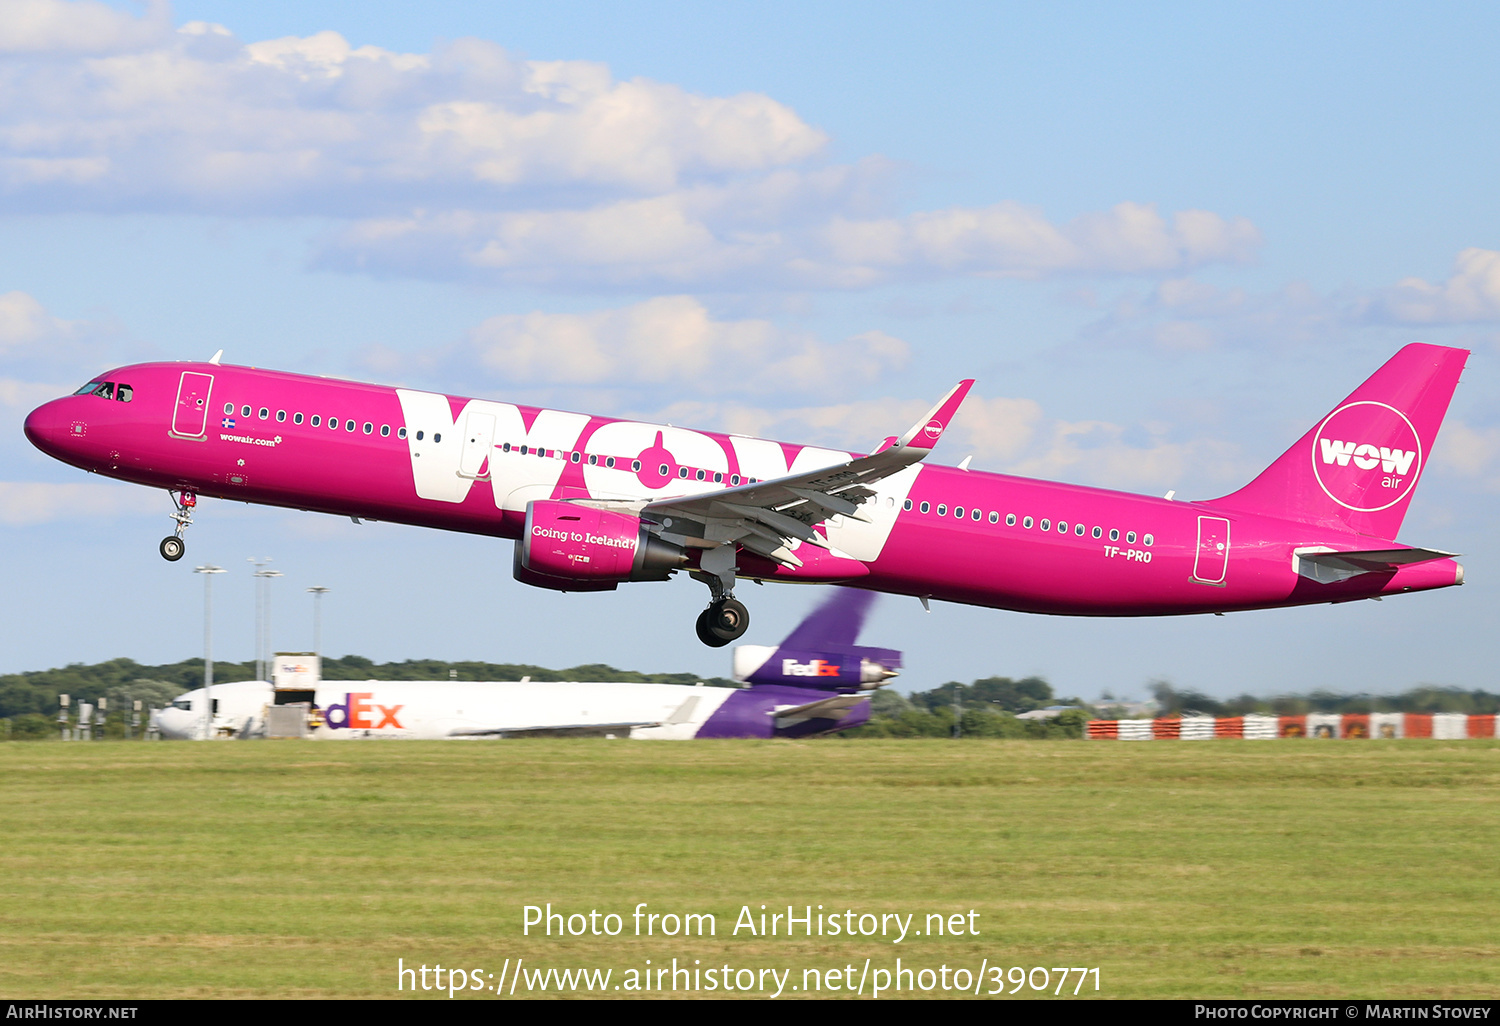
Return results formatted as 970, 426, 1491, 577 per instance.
24, 360, 1462, 616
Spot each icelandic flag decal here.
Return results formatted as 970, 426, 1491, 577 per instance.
221, 417, 235, 428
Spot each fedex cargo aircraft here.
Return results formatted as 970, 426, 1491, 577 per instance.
153, 589, 897, 740
25, 344, 1466, 645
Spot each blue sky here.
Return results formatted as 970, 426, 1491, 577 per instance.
2, 1, 1497, 702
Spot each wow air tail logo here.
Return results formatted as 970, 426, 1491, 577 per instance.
1310, 401, 1422, 512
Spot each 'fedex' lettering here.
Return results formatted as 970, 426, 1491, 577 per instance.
1319, 438, 1416, 474
782, 659, 842, 677
321, 692, 405, 730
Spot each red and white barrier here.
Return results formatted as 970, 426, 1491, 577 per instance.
1087, 712, 1500, 739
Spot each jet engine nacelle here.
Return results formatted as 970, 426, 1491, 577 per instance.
732, 644, 902, 689
515, 500, 686, 591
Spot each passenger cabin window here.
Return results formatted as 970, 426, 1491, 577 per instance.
988, 511, 998, 524
294, 413, 303, 425
311, 415, 321, 427
223, 403, 234, 414
363, 422, 373, 434
1023, 516, 1033, 529
242, 405, 251, 417
920, 501, 931, 514
397, 427, 406, 439
1092, 526, 1102, 539
259, 407, 269, 420
277, 410, 286, 422
381, 425, 390, 437
1109, 529, 1119, 542
1006, 514, 1016, 526
1075, 523, 1085, 536
1144, 534, 1154, 547
936, 504, 947, 516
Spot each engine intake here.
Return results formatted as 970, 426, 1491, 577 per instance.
516, 500, 686, 590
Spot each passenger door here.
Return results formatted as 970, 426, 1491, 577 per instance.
171, 371, 214, 438
1192, 515, 1230, 585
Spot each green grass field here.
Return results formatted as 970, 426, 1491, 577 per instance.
1, 738, 1496, 999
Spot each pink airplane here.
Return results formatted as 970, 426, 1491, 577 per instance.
24, 343, 1467, 646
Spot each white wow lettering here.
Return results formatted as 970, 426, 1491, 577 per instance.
1318, 438, 1416, 475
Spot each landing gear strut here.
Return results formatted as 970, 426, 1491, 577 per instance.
160, 489, 196, 562
691, 544, 749, 646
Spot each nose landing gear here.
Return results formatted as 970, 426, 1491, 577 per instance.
160, 489, 196, 562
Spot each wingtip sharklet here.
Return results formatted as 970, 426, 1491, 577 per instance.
897, 379, 974, 452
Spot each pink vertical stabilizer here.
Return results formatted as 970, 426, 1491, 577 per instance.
1208, 343, 1468, 540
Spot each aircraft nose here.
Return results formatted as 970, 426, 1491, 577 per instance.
24, 399, 75, 459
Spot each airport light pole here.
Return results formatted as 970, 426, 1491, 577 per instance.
248, 558, 282, 680
194, 565, 226, 740
307, 586, 330, 658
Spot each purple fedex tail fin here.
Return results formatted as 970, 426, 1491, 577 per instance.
1209, 343, 1468, 540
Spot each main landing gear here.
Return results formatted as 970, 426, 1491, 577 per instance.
695, 598, 750, 647
160, 489, 196, 562
691, 544, 749, 647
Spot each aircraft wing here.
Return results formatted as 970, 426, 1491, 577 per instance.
1294, 546, 1460, 584
642, 380, 973, 567
448, 721, 659, 738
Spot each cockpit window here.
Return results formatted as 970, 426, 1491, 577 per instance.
170, 697, 192, 711
72, 380, 131, 400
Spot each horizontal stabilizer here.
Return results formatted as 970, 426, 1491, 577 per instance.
773, 694, 867, 721
1294, 546, 1459, 584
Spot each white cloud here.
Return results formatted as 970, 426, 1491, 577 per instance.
374, 296, 909, 400
0, 480, 161, 525
0, 289, 119, 374
0, 22, 827, 213
318, 197, 1261, 288
1370, 248, 1500, 324
820, 202, 1260, 279
1430, 420, 1500, 490
0, 0, 171, 55
0, 7, 1262, 289
642, 390, 1237, 494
